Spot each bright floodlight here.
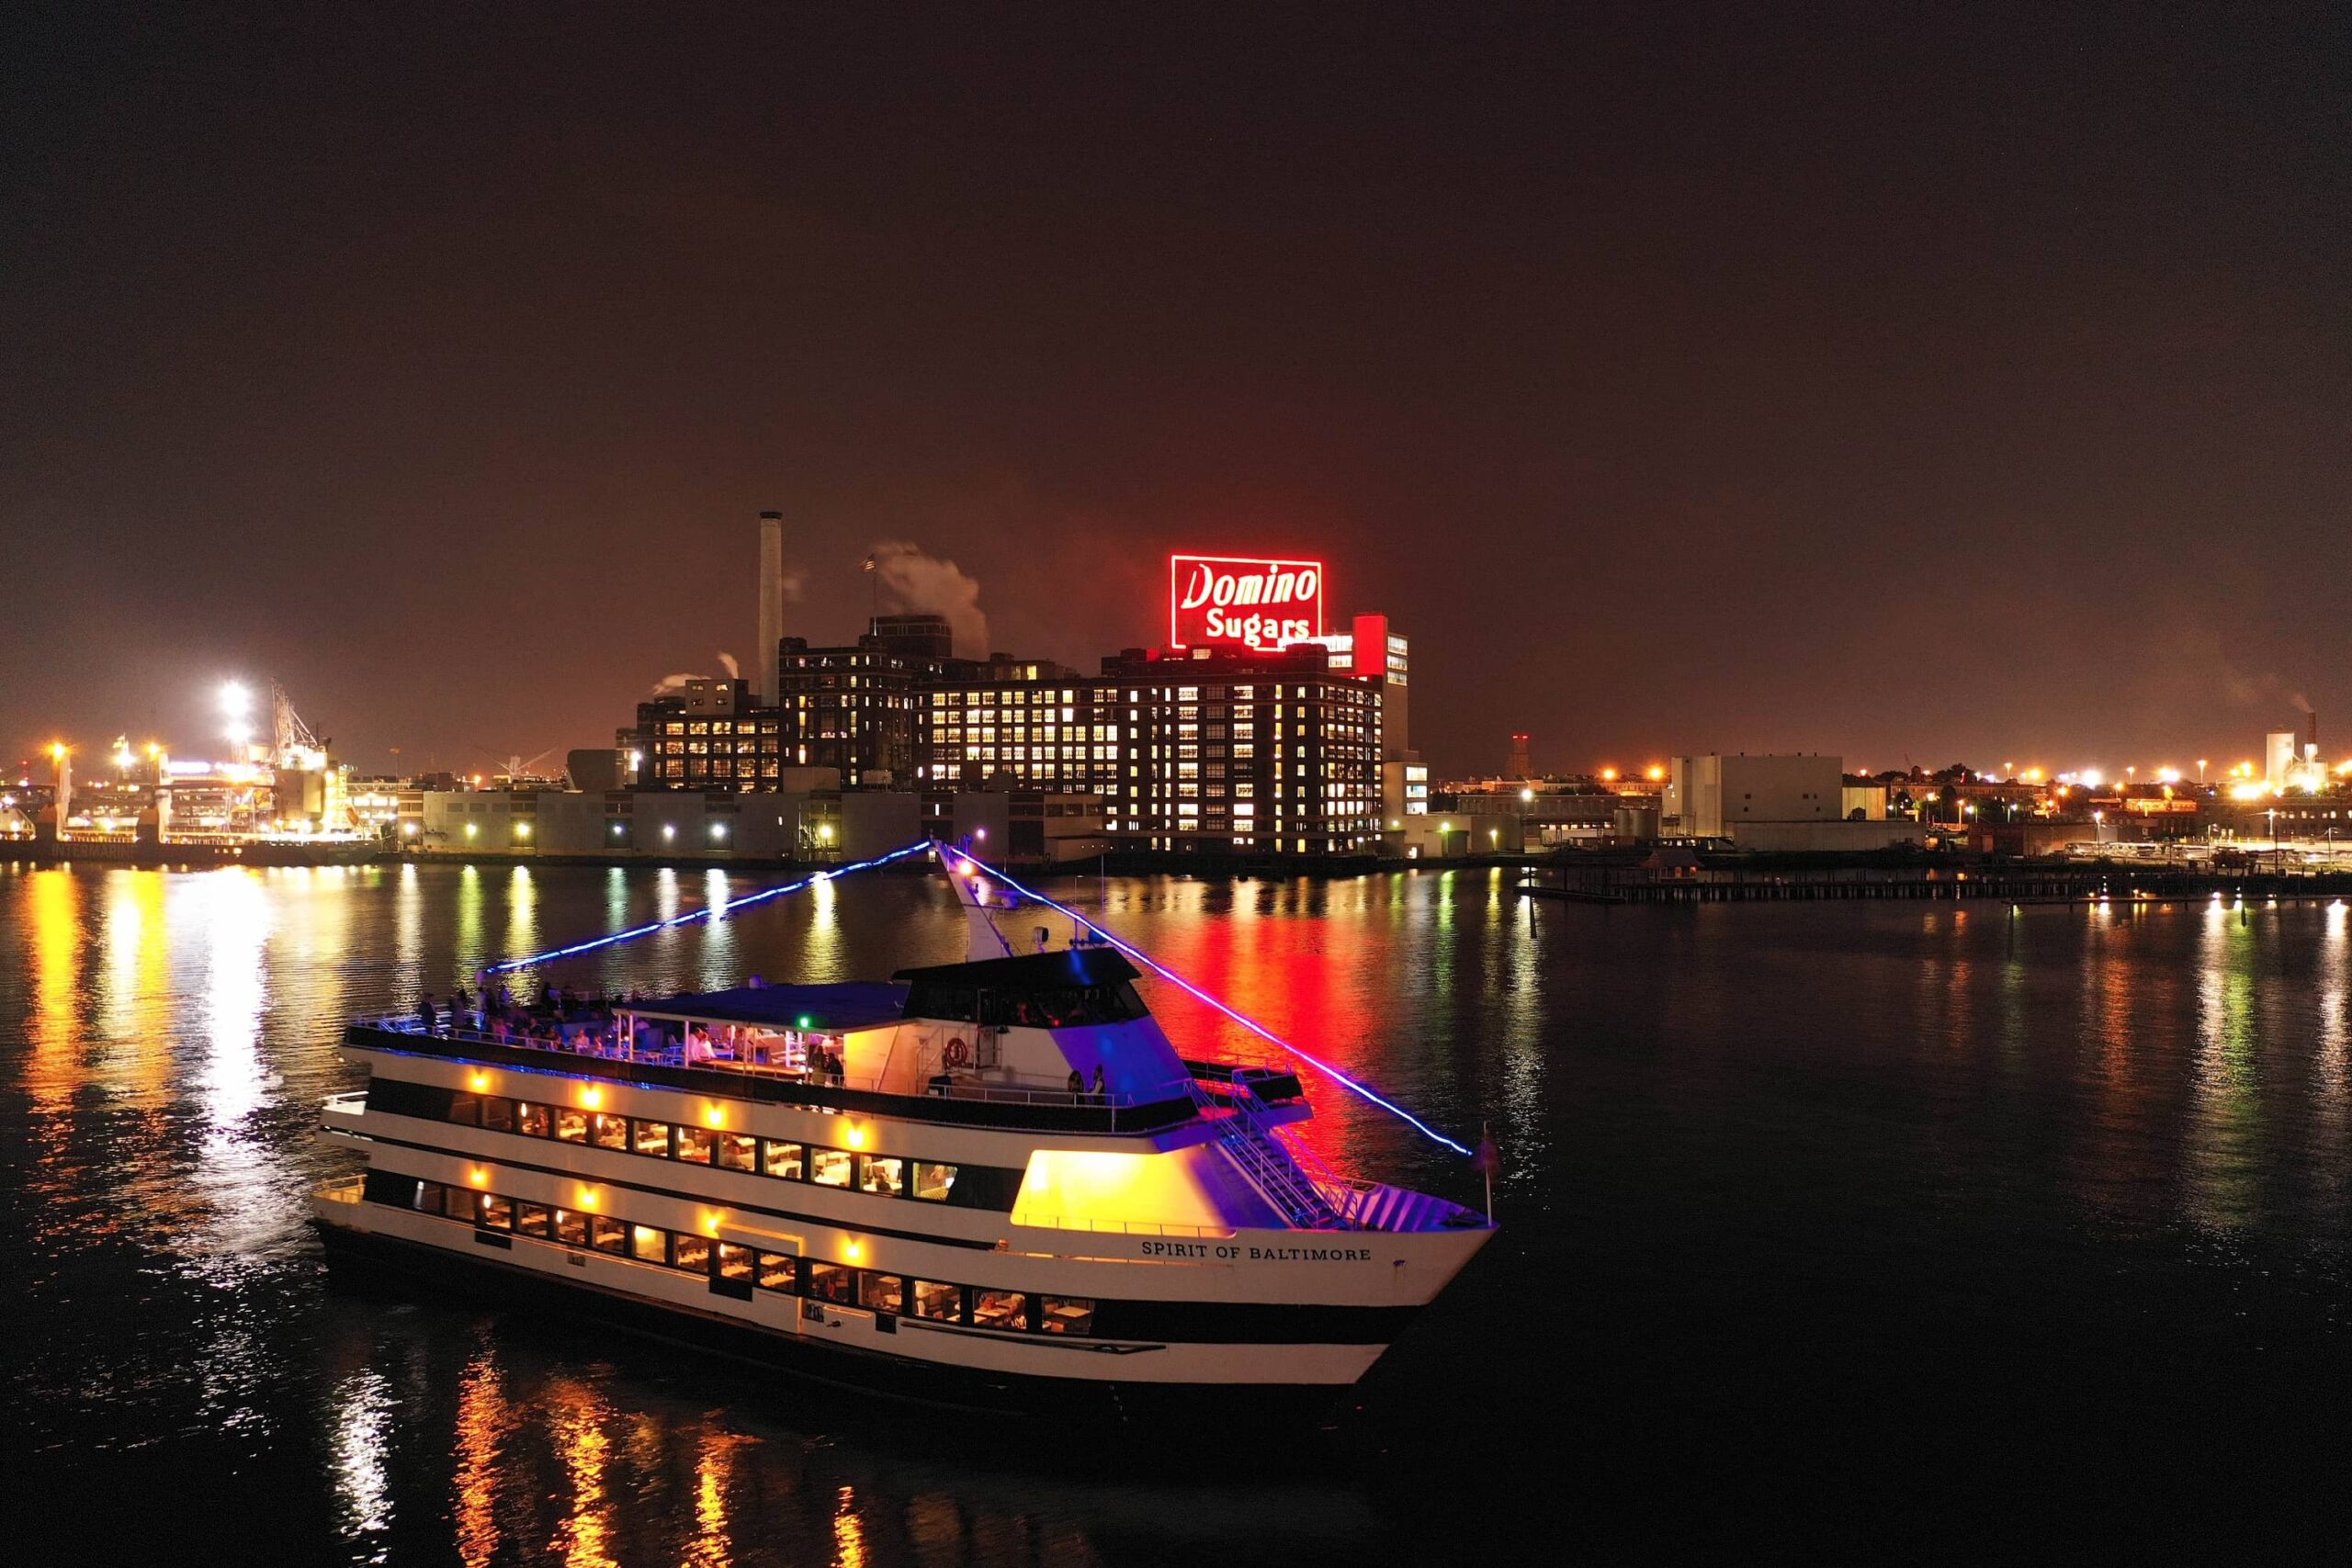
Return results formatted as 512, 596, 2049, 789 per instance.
220, 681, 253, 717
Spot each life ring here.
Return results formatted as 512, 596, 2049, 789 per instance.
942, 1037, 971, 1069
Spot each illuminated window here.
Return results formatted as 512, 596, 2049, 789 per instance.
718, 1133, 757, 1171
810, 1146, 853, 1187
515, 1101, 550, 1138
632, 1119, 673, 1158
591, 1216, 628, 1255
675, 1126, 717, 1165
856, 1156, 905, 1197
592, 1113, 629, 1151
631, 1224, 669, 1264
756, 1252, 798, 1292
911, 1161, 956, 1201
804, 1261, 854, 1303
515, 1201, 553, 1238
479, 1194, 514, 1229
554, 1209, 589, 1247
673, 1234, 713, 1273
553, 1108, 588, 1143
973, 1290, 1027, 1330
857, 1272, 905, 1314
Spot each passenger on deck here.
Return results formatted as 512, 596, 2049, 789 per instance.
417, 996, 435, 1034
1066, 1068, 1084, 1099
1091, 1065, 1107, 1101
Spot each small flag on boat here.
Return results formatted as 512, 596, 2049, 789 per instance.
863, 555, 876, 571
1471, 1135, 1501, 1175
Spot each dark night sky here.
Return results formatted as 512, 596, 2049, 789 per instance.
4, 6, 2345, 779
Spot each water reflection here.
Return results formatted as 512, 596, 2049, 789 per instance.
548, 1374, 619, 1568
8, 863, 2352, 1563
833, 1484, 868, 1568
330, 1366, 395, 1562
2187, 897, 2264, 1230
451, 1344, 516, 1568
24, 867, 83, 1114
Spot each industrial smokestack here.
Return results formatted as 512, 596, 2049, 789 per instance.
756, 511, 785, 705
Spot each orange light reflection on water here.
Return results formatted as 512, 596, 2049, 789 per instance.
545, 1376, 617, 1568
452, 1347, 516, 1568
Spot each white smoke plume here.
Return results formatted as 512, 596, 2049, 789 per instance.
716, 650, 741, 680
779, 566, 806, 603
650, 672, 701, 695
867, 540, 989, 657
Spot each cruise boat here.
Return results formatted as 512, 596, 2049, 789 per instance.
311, 852, 1494, 1419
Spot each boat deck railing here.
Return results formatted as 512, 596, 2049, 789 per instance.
1012, 1214, 1237, 1241
346, 1016, 1209, 1135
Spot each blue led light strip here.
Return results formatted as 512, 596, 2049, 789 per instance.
480, 840, 935, 976
943, 846, 1472, 1157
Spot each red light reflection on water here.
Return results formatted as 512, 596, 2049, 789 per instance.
1119, 877, 1386, 1175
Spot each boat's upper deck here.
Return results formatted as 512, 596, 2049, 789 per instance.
359, 946, 1306, 1137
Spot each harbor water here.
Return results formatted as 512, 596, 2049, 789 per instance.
3, 861, 2348, 1562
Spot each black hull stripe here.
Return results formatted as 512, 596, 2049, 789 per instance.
317, 1222, 1351, 1424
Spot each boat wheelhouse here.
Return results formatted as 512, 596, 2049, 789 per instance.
312, 884, 1493, 1419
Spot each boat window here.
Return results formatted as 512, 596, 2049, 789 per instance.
718, 1134, 757, 1171
906, 978, 1149, 1029
675, 1126, 717, 1165
1040, 1296, 1095, 1336
857, 1156, 905, 1198
910, 1280, 963, 1322
630, 1224, 669, 1264
442, 1187, 475, 1220
809, 1147, 853, 1188
756, 1253, 798, 1292
858, 1273, 904, 1315
480, 1194, 514, 1229
804, 1262, 854, 1303
632, 1120, 673, 1158
413, 1180, 446, 1213
911, 1162, 956, 1201
515, 1101, 551, 1138
673, 1234, 712, 1273
973, 1290, 1028, 1331
515, 1202, 552, 1237
762, 1141, 804, 1179
553, 1108, 589, 1144
446, 1092, 480, 1126
555, 1209, 589, 1247
481, 1098, 515, 1134
715, 1243, 754, 1282
591, 1216, 628, 1255
591, 1113, 629, 1151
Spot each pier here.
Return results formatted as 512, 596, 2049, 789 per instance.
1521, 864, 2352, 906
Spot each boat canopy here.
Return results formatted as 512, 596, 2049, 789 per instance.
626, 981, 910, 1034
